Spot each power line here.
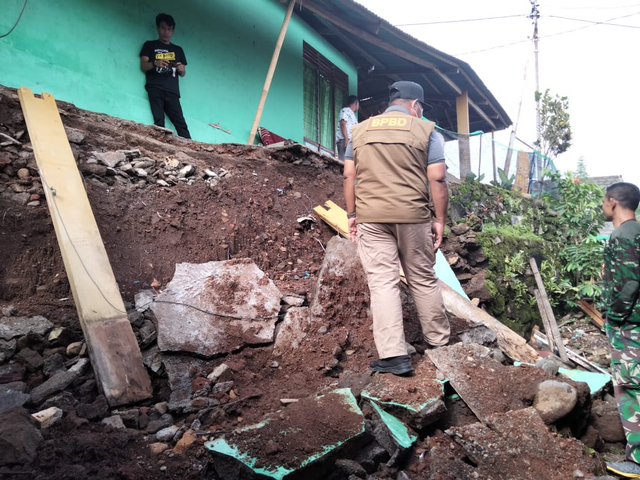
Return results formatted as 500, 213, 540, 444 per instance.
395, 14, 525, 27
0, 0, 28, 39
540, 3, 640, 10
545, 12, 640, 28
455, 10, 640, 56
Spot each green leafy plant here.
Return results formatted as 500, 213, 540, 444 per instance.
465, 172, 485, 183
490, 167, 516, 190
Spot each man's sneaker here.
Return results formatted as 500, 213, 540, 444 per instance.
606, 460, 640, 478
369, 355, 414, 376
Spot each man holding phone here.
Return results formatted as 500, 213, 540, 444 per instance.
140, 13, 191, 139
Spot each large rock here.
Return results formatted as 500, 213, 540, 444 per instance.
152, 259, 281, 356
0, 407, 43, 466
591, 399, 625, 443
273, 307, 311, 356
533, 380, 578, 424
0, 315, 54, 340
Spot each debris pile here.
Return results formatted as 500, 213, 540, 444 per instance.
0, 86, 621, 479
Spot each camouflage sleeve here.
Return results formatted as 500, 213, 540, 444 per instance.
603, 234, 640, 323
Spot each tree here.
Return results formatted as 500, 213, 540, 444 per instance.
534, 89, 572, 174
576, 156, 588, 178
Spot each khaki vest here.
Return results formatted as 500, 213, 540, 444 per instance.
351, 111, 435, 224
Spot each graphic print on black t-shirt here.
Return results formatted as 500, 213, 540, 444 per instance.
140, 40, 187, 96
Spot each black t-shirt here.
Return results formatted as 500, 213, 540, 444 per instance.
140, 40, 187, 96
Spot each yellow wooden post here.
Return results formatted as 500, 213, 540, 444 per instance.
456, 91, 471, 179
247, 0, 296, 145
18, 88, 152, 406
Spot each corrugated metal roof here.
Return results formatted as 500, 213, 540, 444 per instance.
293, 0, 512, 133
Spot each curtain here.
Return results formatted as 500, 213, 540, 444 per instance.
303, 63, 318, 142
319, 74, 333, 149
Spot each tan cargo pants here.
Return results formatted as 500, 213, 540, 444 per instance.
357, 222, 450, 359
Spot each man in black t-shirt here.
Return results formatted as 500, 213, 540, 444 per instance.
140, 13, 191, 139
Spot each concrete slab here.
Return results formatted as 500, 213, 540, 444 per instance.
428, 408, 595, 479
152, 259, 282, 356
362, 358, 445, 429
428, 343, 550, 423
205, 388, 365, 480
370, 401, 417, 468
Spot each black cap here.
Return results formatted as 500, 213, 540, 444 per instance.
389, 81, 425, 107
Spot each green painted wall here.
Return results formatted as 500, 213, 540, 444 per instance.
0, 0, 358, 145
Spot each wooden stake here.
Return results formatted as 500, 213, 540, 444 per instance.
529, 257, 569, 362
18, 88, 152, 406
534, 288, 555, 353
247, 0, 296, 145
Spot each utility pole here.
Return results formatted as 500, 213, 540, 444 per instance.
529, 0, 542, 179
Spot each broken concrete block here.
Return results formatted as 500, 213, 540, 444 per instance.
64, 126, 86, 144
32, 406, 63, 429
0, 391, 31, 414
162, 354, 208, 412
29, 358, 89, 404
310, 237, 370, 324
273, 307, 311, 356
431, 408, 596, 480
156, 425, 180, 442
135, 289, 155, 312
533, 379, 578, 424
153, 259, 281, 356
282, 294, 305, 307
0, 315, 54, 340
0, 407, 43, 466
370, 401, 417, 468
206, 388, 365, 479
207, 363, 232, 383
94, 150, 126, 168
0, 338, 17, 363
0, 363, 26, 384
101, 415, 126, 430
459, 324, 497, 346
362, 358, 445, 430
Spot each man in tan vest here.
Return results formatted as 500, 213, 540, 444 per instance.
343, 81, 450, 376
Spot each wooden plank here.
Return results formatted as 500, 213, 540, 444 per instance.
314, 200, 539, 364
313, 200, 349, 240
578, 299, 605, 329
529, 257, 569, 363
534, 289, 555, 353
18, 88, 152, 407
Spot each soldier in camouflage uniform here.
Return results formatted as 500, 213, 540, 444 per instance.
602, 182, 640, 478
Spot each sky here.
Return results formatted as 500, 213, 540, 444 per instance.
354, 0, 640, 186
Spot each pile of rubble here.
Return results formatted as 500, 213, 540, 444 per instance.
0, 86, 624, 479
